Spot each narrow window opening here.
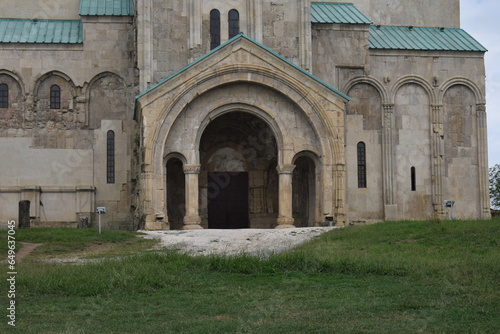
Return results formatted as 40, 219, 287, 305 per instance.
210, 9, 221, 50
50, 85, 61, 109
107, 130, 115, 184
357, 142, 367, 188
411, 166, 416, 191
228, 9, 239, 39
0, 84, 8, 108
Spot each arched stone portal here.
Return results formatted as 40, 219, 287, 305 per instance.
200, 112, 279, 229
134, 34, 349, 230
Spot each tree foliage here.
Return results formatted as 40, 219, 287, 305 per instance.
489, 164, 500, 209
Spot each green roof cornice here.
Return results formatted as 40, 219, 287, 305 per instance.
311, 2, 372, 24
0, 18, 83, 44
369, 25, 487, 52
79, 0, 135, 16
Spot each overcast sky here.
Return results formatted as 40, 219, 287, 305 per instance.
460, 0, 500, 167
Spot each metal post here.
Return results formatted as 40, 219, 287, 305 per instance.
96, 207, 106, 234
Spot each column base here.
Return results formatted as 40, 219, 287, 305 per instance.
275, 217, 295, 229
183, 215, 203, 230
384, 204, 398, 221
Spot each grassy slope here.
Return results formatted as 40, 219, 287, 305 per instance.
1, 228, 156, 259
1, 220, 499, 333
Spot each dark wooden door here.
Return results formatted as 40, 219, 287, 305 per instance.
208, 172, 249, 229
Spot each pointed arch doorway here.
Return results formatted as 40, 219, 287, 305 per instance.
199, 112, 279, 229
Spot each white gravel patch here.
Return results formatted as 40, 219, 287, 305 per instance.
138, 227, 340, 257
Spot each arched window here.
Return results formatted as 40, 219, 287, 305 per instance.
411, 166, 416, 191
50, 85, 61, 109
228, 9, 239, 39
357, 142, 366, 188
210, 9, 221, 50
0, 84, 8, 108
107, 130, 115, 184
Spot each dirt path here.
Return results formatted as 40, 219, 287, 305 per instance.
140, 227, 339, 256
16, 242, 42, 261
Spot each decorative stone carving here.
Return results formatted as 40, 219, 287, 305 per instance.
183, 164, 201, 174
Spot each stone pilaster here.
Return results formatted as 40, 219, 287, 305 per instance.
333, 163, 346, 226
183, 164, 203, 229
188, 0, 202, 62
140, 165, 155, 223
248, 0, 263, 43
299, 0, 312, 71
276, 164, 296, 228
137, 0, 153, 92
382, 104, 397, 220
477, 104, 492, 219
431, 105, 445, 217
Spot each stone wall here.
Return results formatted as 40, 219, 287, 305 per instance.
0, 16, 137, 228
345, 83, 384, 222
1, 0, 81, 20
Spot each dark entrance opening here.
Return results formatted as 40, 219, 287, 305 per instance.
292, 156, 316, 227
208, 172, 249, 229
166, 158, 185, 230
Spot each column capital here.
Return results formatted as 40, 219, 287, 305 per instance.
183, 164, 201, 174
476, 103, 486, 112
276, 164, 295, 174
383, 104, 395, 111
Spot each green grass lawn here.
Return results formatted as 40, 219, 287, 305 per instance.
1, 219, 499, 333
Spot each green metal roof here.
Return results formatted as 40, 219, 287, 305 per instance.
0, 18, 83, 44
369, 25, 487, 52
311, 2, 372, 24
79, 0, 135, 16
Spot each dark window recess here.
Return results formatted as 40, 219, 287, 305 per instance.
357, 142, 367, 188
107, 130, 115, 184
411, 167, 416, 191
210, 9, 221, 50
228, 9, 239, 39
50, 85, 61, 109
0, 84, 8, 108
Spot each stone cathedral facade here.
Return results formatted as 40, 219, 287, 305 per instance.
0, 0, 491, 230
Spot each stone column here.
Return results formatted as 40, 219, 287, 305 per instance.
382, 104, 398, 220
477, 104, 492, 219
183, 164, 203, 230
431, 105, 445, 217
276, 164, 295, 229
